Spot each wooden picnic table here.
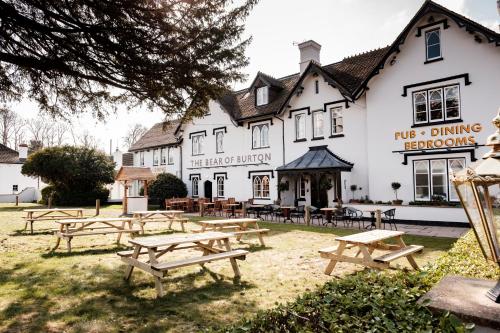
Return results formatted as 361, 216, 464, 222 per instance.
132, 210, 187, 233
52, 217, 141, 253
118, 231, 249, 297
23, 208, 84, 234
195, 218, 269, 246
319, 229, 423, 275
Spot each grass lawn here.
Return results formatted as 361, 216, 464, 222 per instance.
0, 203, 457, 332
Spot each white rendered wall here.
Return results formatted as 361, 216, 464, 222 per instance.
0, 164, 43, 199
365, 15, 500, 203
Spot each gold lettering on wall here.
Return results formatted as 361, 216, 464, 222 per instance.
395, 123, 482, 150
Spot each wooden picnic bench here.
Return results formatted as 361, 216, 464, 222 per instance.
319, 229, 423, 275
52, 217, 141, 252
193, 218, 269, 246
23, 208, 84, 234
132, 210, 187, 233
118, 231, 249, 297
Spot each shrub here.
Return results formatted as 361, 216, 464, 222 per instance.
148, 173, 187, 208
391, 182, 401, 201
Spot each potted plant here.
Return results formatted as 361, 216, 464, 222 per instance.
319, 178, 333, 191
391, 182, 403, 205
278, 181, 289, 192
350, 184, 358, 202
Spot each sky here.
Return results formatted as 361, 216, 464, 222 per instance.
7, 0, 499, 153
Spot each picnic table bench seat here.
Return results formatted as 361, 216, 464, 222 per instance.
195, 218, 268, 246
152, 249, 248, 271
319, 243, 356, 255
373, 244, 424, 263
232, 229, 270, 236
57, 228, 141, 237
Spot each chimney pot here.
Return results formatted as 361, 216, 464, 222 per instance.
298, 40, 321, 74
18, 144, 28, 161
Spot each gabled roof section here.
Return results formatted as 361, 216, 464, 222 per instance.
352, 0, 500, 98
129, 119, 181, 152
0, 143, 20, 164
248, 72, 285, 91
115, 166, 155, 181
276, 145, 353, 172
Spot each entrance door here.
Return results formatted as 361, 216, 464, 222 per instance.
310, 174, 329, 208
204, 180, 212, 200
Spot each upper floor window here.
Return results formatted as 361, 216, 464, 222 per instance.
192, 134, 204, 156
425, 29, 441, 61
168, 147, 174, 164
413, 84, 460, 125
330, 107, 343, 135
256, 86, 269, 106
215, 130, 224, 153
253, 175, 270, 199
139, 151, 145, 166
153, 149, 159, 166
252, 124, 269, 149
295, 114, 306, 140
192, 176, 199, 197
160, 148, 167, 165
216, 176, 225, 197
312, 111, 324, 138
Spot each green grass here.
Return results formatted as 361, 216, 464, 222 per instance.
0, 203, 459, 332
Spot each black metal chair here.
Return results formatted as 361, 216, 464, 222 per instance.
346, 207, 364, 229
290, 205, 305, 224
260, 204, 273, 220
382, 209, 397, 230
271, 205, 283, 222
308, 206, 324, 225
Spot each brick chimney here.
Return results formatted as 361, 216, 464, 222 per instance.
18, 144, 28, 161
298, 40, 321, 74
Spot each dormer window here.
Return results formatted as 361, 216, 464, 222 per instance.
425, 29, 441, 61
256, 86, 269, 106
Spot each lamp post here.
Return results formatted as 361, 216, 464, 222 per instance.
451, 109, 500, 303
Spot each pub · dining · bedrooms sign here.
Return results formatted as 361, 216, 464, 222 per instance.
394, 123, 482, 150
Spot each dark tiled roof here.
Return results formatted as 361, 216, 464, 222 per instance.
0, 144, 19, 163
277, 145, 353, 172
129, 120, 181, 151
322, 46, 391, 94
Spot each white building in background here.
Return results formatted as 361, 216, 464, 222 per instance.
0, 143, 44, 202
131, 1, 500, 224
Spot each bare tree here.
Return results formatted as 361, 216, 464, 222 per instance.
123, 124, 148, 149
71, 129, 100, 149
25, 116, 47, 146
0, 107, 26, 149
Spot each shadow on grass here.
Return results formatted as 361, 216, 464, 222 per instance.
9, 229, 54, 237
0, 261, 257, 332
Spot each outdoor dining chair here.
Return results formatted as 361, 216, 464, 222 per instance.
346, 207, 365, 229
270, 205, 283, 222
308, 206, 324, 225
290, 205, 305, 224
382, 208, 397, 230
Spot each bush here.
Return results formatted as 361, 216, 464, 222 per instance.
148, 173, 187, 208
40, 185, 109, 206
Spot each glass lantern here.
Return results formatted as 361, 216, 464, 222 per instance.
452, 109, 500, 302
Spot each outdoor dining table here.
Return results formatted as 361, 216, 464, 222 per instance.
169, 200, 188, 210
247, 204, 265, 220
320, 207, 339, 226
195, 218, 269, 246
319, 229, 423, 275
23, 208, 84, 234
363, 209, 382, 229
132, 210, 186, 233
280, 206, 295, 223
118, 231, 249, 297
224, 203, 240, 218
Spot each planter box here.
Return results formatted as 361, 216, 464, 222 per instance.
348, 203, 468, 226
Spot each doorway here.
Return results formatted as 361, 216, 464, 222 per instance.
310, 174, 329, 208
204, 180, 212, 200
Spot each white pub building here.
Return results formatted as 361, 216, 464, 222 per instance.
130, 1, 500, 224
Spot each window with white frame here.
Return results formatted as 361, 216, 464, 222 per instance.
215, 130, 224, 153
413, 158, 465, 201
216, 176, 225, 197
298, 177, 306, 198
139, 151, 145, 166
412, 84, 460, 125
312, 111, 324, 138
252, 124, 269, 149
168, 147, 174, 164
295, 114, 306, 140
192, 134, 204, 155
160, 148, 167, 165
192, 176, 199, 197
256, 86, 269, 106
253, 175, 270, 199
12, 185, 18, 192
153, 149, 159, 166
330, 107, 343, 135
425, 29, 441, 61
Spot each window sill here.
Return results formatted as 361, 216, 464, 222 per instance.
253, 197, 271, 200
251, 146, 270, 150
216, 151, 224, 154
424, 57, 443, 64
411, 119, 463, 128
329, 134, 345, 138
311, 136, 324, 141
294, 138, 307, 143
192, 154, 205, 156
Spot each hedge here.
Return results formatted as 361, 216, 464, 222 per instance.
210, 230, 499, 333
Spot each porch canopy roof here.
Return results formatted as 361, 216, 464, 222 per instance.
276, 145, 353, 173
115, 166, 155, 182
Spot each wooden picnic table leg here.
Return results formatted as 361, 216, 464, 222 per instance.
128, 220, 136, 239
124, 245, 141, 281
52, 224, 64, 251
147, 248, 165, 297
222, 238, 241, 278
395, 236, 420, 270
325, 241, 346, 275
180, 217, 186, 233
64, 224, 72, 253
117, 221, 125, 243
